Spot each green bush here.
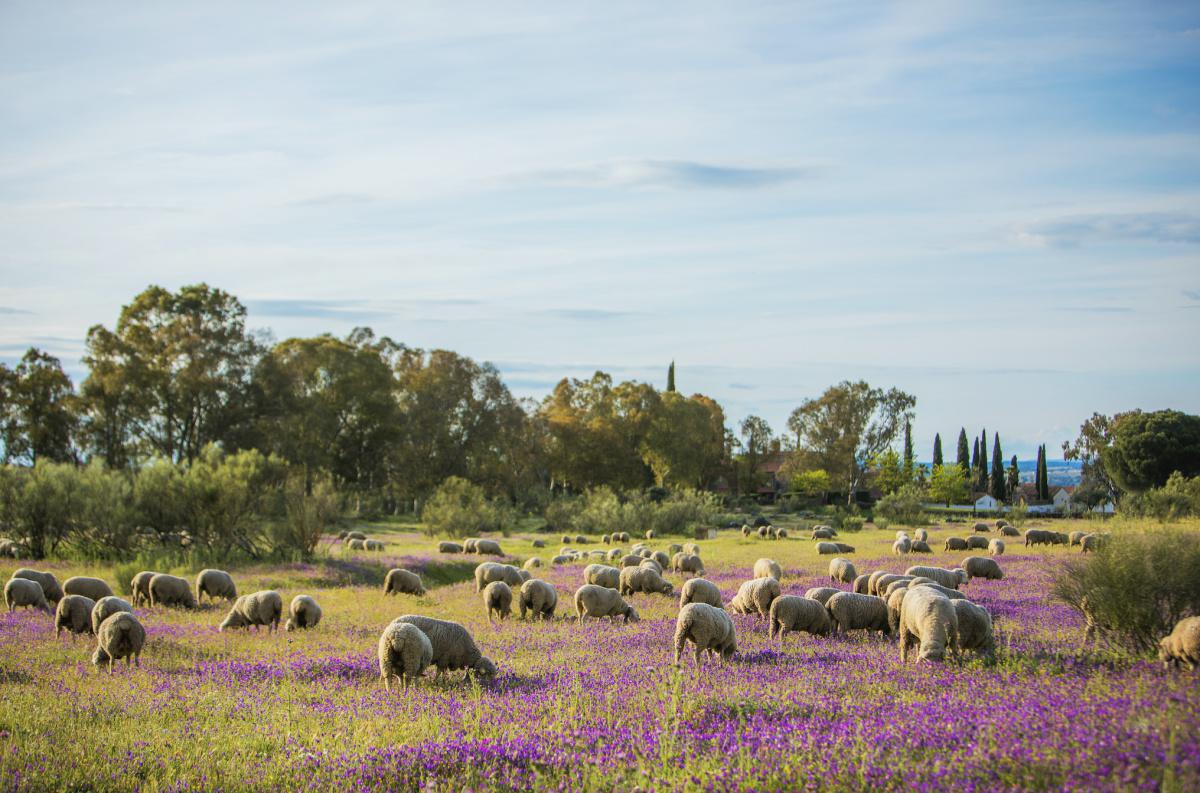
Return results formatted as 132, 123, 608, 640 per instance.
874, 484, 925, 526
420, 476, 501, 538
1053, 528, 1200, 653
1124, 473, 1200, 522
873, 517, 891, 532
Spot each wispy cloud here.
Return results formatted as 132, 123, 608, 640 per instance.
511, 159, 821, 191
1014, 212, 1200, 247
1060, 306, 1134, 314
729, 382, 757, 390
539, 308, 634, 321
245, 299, 391, 320
286, 193, 378, 208
0, 306, 32, 315
1184, 289, 1200, 301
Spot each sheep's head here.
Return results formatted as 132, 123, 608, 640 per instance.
955, 569, 969, 585
91, 647, 110, 667
284, 618, 296, 632
624, 605, 640, 623
1158, 637, 1173, 663
474, 656, 498, 678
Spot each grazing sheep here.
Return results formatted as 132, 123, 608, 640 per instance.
620, 554, 643, 569
638, 559, 663, 575
833, 543, 855, 553
438, 541, 463, 554
523, 557, 543, 571
618, 566, 673, 596
574, 535, 588, 544
828, 558, 857, 585
149, 574, 196, 608
1024, 529, 1053, 547
463, 538, 479, 553
637, 548, 654, 559
586, 549, 606, 560
346, 530, 367, 541
757, 526, 769, 539
988, 539, 1005, 556
898, 586, 958, 662
55, 594, 96, 637
90, 596, 132, 635
895, 530, 910, 541
1158, 617, 1200, 671
392, 615, 497, 680
966, 536, 990, 550
679, 578, 723, 609
601, 534, 611, 545
473, 562, 524, 592
911, 541, 932, 553
284, 595, 322, 631
129, 571, 161, 607
741, 525, 752, 537
196, 569, 237, 603
574, 585, 639, 624
645, 530, 656, 539
867, 571, 890, 596
683, 543, 701, 556
995, 519, 1009, 529
755, 558, 783, 581
803, 587, 840, 606
962, 556, 1004, 581
615, 532, 631, 543
651, 550, 671, 569
552, 555, 575, 565
1069, 530, 1088, 546
674, 603, 737, 669
671, 553, 705, 577
384, 568, 427, 596
0, 539, 21, 558
584, 564, 621, 590
952, 600, 995, 661
518, 579, 558, 620
364, 539, 385, 551
346, 538, 367, 551
475, 539, 504, 556
973, 522, 990, 533
377, 622, 433, 691
561, 534, 572, 545
904, 565, 968, 590
825, 592, 890, 636
728, 577, 781, 619
776, 528, 789, 539
815, 542, 841, 555
92, 613, 145, 672
885, 587, 909, 635
63, 576, 113, 602
1000, 525, 1020, 537
893, 538, 912, 555
1081, 534, 1107, 553
876, 575, 915, 598
11, 569, 63, 603
908, 581, 967, 600
482, 581, 513, 622
6, 578, 52, 613
531, 539, 545, 548
811, 528, 833, 540
944, 537, 969, 551
853, 573, 872, 594
914, 528, 928, 542
1051, 532, 1070, 546
769, 596, 831, 641
606, 549, 623, 561
219, 590, 284, 633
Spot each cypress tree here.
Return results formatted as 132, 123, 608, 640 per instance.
1039, 445, 1051, 500
978, 429, 989, 492
1035, 445, 1047, 500
956, 429, 970, 474
971, 437, 979, 474
1006, 454, 1020, 501
932, 433, 944, 468
666, 361, 675, 393
902, 421, 914, 483
989, 434, 1005, 501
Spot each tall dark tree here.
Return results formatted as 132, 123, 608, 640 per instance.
989, 433, 1005, 501
737, 415, 773, 496
0, 349, 79, 465
1036, 445, 1049, 500
971, 437, 979, 479
976, 429, 989, 492
1103, 410, 1200, 494
932, 433, 944, 468
666, 361, 676, 393
1006, 454, 1020, 500
902, 420, 914, 483
956, 429, 970, 474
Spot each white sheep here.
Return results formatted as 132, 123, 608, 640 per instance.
944, 537, 969, 551
620, 554, 643, 569
828, 558, 856, 584
11, 569, 63, 603
129, 571, 162, 607
679, 578, 723, 609
463, 538, 480, 553
885, 587, 908, 635
196, 569, 237, 603
973, 522, 990, 533
55, 594, 96, 637
482, 581, 513, 622
803, 586, 840, 606
904, 565, 968, 590
364, 539, 385, 551
378, 621, 433, 690
523, 557, 543, 570
908, 581, 967, 601
384, 568, 427, 596
518, 579, 558, 620
606, 549, 623, 561
768, 596, 831, 641
219, 590, 283, 633
473, 562, 524, 592
573, 585, 639, 624
284, 595, 322, 631
671, 553, 705, 577
674, 603, 737, 670
683, 543, 701, 556
825, 592, 889, 636
5, 578, 52, 613
149, 574, 197, 608
893, 538, 912, 555
618, 566, 673, 596
914, 528, 928, 542
391, 615, 497, 680
64, 576, 114, 602
92, 612, 145, 672
1159, 616, 1200, 671
639, 558, 664, 575
852, 574, 872, 594
753, 558, 783, 581
910, 540, 933, 553
438, 541, 464, 553
815, 542, 841, 555
584, 564, 620, 590
988, 539, 1005, 556
728, 578, 780, 619
966, 536, 990, 550
952, 599, 995, 662
898, 585, 959, 663
475, 539, 504, 556
961, 556, 1004, 581
90, 596, 132, 635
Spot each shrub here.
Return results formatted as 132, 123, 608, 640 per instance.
1124, 473, 1200, 522
873, 517, 891, 532
420, 476, 501, 538
271, 475, 343, 556
1008, 502, 1028, 526
1053, 528, 1200, 654
874, 484, 925, 526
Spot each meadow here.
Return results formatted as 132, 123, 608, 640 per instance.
2, 518, 1198, 792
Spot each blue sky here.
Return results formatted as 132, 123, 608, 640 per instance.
1, 1, 1198, 458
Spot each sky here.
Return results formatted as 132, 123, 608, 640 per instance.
1, 1, 1198, 459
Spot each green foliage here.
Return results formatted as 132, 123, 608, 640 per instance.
873, 516, 891, 531
838, 514, 865, 532
1008, 501, 1028, 526
420, 476, 502, 538
902, 421, 914, 483
989, 434, 1006, 501
642, 392, 726, 488
1054, 528, 1200, 653
544, 487, 720, 536
0, 348, 78, 465
1105, 410, 1200, 494
874, 484, 925, 525
1123, 473, 1200, 521
932, 433, 943, 468
956, 428, 970, 474
927, 463, 969, 506
272, 475, 344, 556
872, 448, 906, 495
789, 469, 830, 498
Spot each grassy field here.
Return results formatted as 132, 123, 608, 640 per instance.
1, 517, 1198, 791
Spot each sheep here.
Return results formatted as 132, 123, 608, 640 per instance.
574, 585, 640, 624
651, 550, 670, 570
618, 566, 673, 597
803, 587, 840, 606
973, 522, 990, 533
614, 531, 631, 543
898, 585, 958, 662
911, 541, 932, 553
92, 613, 145, 672
364, 539, 385, 551
561, 534, 572, 545
620, 554, 643, 569
966, 536, 990, 550
552, 554, 575, 565
391, 615, 497, 680
908, 581, 967, 601
768, 596, 831, 641
638, 559, 663, 577
1024, 529, 1053, 547
895, 530, 910, 541
944, 537, 969, 551
1051, 532, 1070, 545
518, 579, 558, 620
674, 603, 737, 670
867, 571, 890, 595
728, 577, 780, 619
219, 590, 283, 633
961, 556, 1004, 581
1081, 534, 1106, 553
904, 565, 968, 590
885, 587, 909, 635
601, 534, 611, 545
5, 578, 53, 613
482, 581, 513, 622
55, 594, 96, 637
995, 519, 1009, 529
913, 528, 928, 542
636, 548, 654, 559
1069, 530, 1088, 546
952, 600, 995, 662
755, 558, 783, 581
671, 553, 705, 577
810, 528, 833, 540
988, 539, 1005, 556
473, 562, 524, 592
0, 539, 21, 558
875, 574, 915, 597
683, 543, 701, 556
833, 543, 855, 553
741, 525, 752, 537
463, 538, 479, 553
893, 538, 912, 555
645, 530, 656, 539
195, 569, 237, 603
574, 534, 589, 544
853, 573, 872, 594
581, 564, 617, 590
346, 530, 367, 541
438, 541, 463, 554
346, 538, 366, 551
90, 596, 132, 635
148, 574, 196, 608
523, 557, 543, 571
815, 542, 841, 555
1158, 617, 1200, 671
531, 539, 545, 548
384, 568, 427, 597
11, 569, 63, 603
283, 594, 322, 631
757, 526, 770, 539
475, 539, 503, 556
1000, 525, 1020, 537
679, 578, 723, 609
377, 622, 433, 691
129, 571, 162, 607
828, 558, 856, 584
825, 592, 890, 636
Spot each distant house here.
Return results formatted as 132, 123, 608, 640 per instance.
974, 493, 999, 512
755, 452, 790, 501
1051, 486, 1074, 511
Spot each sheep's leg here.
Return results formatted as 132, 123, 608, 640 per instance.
694, 647, 703, 668
674, 640, 683, 668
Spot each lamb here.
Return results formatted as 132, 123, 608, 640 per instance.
815, 542, 841, 555
11, 569, 63, 603
913, 528, 928, 542
671, 553, 705, 577
219, 590, 284, 633
910, 541, 933, 553
973, 522, 990, 533
828, 558, 856, 584
825, 592, 890, 636
810, 528, 833, 540
523, 557, 543, 570
988, 539, 1005, 556
966, 536, 990, 550
473, 562, 524, 592
853, 573, 872, 594
728, 577, 781, 619
898, 585, 958, 662
55, 594, 96, 637
679, 578, 723, 609
618, 566, 673, 596
961, 556, 1004, 581
620, 554, 643, 568
952, 599, 995, 662
518, 579, 558, 620
1069, 530, 1088, 546
391, 615, 497, 680
1000, 525, 1020, 537
282, 594, 321, 631
196, 569, 237, 603
944, 537, 969, 551
377, 621, 433, 690
63, 576, 113, 602
768, 596, 831, 641
384, 568, 426, 596
438, 541, 463, 554
893, 538, 912, 555
5, 578, 53, 613
90, 596, 132, 635
475, 539, 503, 556
482, 581, 513, 622
904, 565, 968, 590
674, 603, 737, 669
584, 564, 620, 589
573, 585, 639, 623
755, 558, 783, 581
149, 574, 197, 608
92, 612, 145, 672
1158, 617, 1200, 671
803, 587, 840, 606
130, 571, 162, 607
